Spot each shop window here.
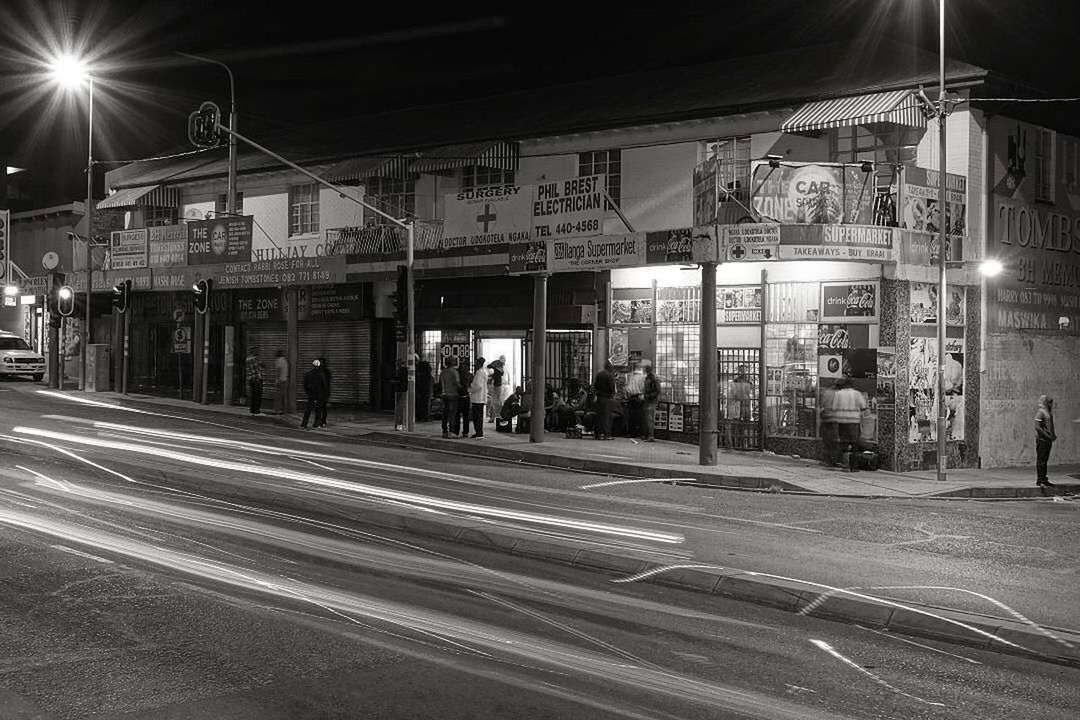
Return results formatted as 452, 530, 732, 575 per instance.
655, 324, 699, 405
419, 331, 441, 367
144, 205, 178, 227
767, 281, 820, 324
702, 137, 751, 204
288, 183, 320, 236
1035, 128, 1056, 202
366, 175, 416, 225
765, 323, 819, 438
462, 165, 515, 189
215, 191, 245, 216
578, 149, 621, 208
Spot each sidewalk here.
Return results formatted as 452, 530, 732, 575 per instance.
77, 390, 1080, 499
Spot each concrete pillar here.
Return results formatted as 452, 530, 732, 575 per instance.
286, 286, 299, 414
699, 262, 718, 465
192, 309, 203, 403
223, 325, 235, 406
530, 274, 547, 444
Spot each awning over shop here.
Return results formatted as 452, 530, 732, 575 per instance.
96, 184, 181, 210
324, 155, 413, 183
411, 140, 519, 173
781, 90, 927, 134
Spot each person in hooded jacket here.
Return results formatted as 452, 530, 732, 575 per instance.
1035, 394, 1057, 487
300, 359, 328, 429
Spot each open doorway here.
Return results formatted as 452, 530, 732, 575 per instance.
479, 336, 524, 403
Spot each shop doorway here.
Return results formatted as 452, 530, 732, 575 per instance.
480, 336, 524, 397
718, 347, 761, 450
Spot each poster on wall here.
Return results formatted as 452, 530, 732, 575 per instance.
608, 327, 629, 367
147, 225, 187, 267
750, 161, 874, 225
187, 216, 253, 265
820, 281, 879, 322
668, 403, 685, 433
683, 404, 700, 434
723, 224, 780, 262
654, 402, 669, 431
908, 336, 965, 443
656, 298, 696, 323
910, 282, 966, 325
717, 287, 762, 324
109, 229, 149, 270
611, 298, 654, 324
876, 347, 897, 401
899, 166, 966, 263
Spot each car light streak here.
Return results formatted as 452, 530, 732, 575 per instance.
854, 625, 982, 665
12, 426, 684, 545
579, 478, 694, 490
0, 508, 840, 719
809, 639, 946, 707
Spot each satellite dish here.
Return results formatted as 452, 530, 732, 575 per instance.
184, 208, 203, 221
42, 251, 60, 270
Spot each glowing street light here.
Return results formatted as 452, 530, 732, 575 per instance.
979, 259, 1004, 277
3, 285, 19, 297
49, 54, 89, 88
57, 286, 73, 301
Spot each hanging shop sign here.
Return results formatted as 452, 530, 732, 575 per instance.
187, 215, 254, 265
442, 185, 533, 255
547, 232, 646, 273
298, 283, 367, 321
909, 282, 966, 325
532, 175, 606, 240
820, 281, 879, 323
216, 254, 347, 289
750, 161, 874, 225
645, 227, 719, 265
109, 229, 148, 270
717, 286, 762, 324
722, 224, 780, 262
779, 224, 898, 262
148, 225, 188, 267
17, 275, 48, 295
898, 166, 966, 263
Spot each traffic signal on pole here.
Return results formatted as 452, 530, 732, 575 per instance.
57, 285, 75, 317
193, 279, 211, 314
392, 264, 408, 323
47, 272, 65, 315
112, 279, 131, 314
187, 101, 222, 149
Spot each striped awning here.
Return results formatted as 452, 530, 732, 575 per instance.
411, 141, 519, 173
781, 90, 927, 134
324, 155, 413, 183
96, 184, 181, 210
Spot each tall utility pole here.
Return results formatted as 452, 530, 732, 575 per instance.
699, 261, 718, 465
81, 76, 94, 392
935, 0, 949, 481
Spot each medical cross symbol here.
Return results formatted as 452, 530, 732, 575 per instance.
476, 204, 497, 232
730, 244, 746, 259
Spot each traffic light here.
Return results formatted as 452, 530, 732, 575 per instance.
392, 264, 408, 323
187, 101, 222, 149
112, 279, 131, 313
57, 285, 75, 317
192, 279, 211, 314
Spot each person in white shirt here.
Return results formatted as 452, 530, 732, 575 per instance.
625, 361, 646, 436
469, 357, 490, 438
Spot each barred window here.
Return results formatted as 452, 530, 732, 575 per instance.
144, 205, 178, 227
703, 137, 751, 199
578, 149, 621, 208
288, 183, 320, 236
462, 166, 515, 189
366, 176, 415, 225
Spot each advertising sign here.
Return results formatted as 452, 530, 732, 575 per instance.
442, 184, 533, 255
187, 216, 253, 265
532, 175, 605, 240
779, 224, 898, 262
717, 287, 762, 324
645, 226, 719, 265
109, 229, 148, 270
507, 240, 547, 274
723, 224, 780, 262
148, 225, 188, 267
909, 282, 966, 325
610, 298, 653, 325
299, 284, 367, 321
548, 233, 646, 273
0, 209, 8, 283
17, 275, 48, 295
750, 161, 874, 225
820, 281, 879, 322
817, 323, 870, 353
899, 166, 966, 263
234, 289, 284, 322
217, 255, 347, 289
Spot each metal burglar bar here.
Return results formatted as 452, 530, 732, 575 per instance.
326, 221, 444, 256
717, 347, 761, 450
524, 330, 592, 392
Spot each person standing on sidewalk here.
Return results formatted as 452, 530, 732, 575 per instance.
392, 357, 408, 431
487, 356, 506, 421
273, 349, 289, 415
300, 359, 327, 429
245, 347, 264, 415
469, 357, 489, 438
439, 357, 461, 438
416, 355, 433, 422
820, 383, 838, 466
625, 360, 646, 437
594, 361, 616, 440
1035, 394, 1057, 487
833, 376, 867, 470
641, 360, 660, 442
457, 359, 472, 439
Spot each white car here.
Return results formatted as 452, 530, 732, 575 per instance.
0, 332, 46, 382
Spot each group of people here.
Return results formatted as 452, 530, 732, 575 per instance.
243, 347, 332, 429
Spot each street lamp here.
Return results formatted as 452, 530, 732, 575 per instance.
49, 54, 94, 393
979, 258, 1004, 277
177, 52, 238, 217
932, 0, 949, 481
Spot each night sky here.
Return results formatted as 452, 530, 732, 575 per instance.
1, 0, 1077, 206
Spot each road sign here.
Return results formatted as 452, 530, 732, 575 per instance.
173, 326, 192, 354
173, 308, 185, 323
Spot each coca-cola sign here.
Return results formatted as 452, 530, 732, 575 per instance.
821, 281, 879, 322
818, 323, 870, 354
508, 240, 547, 273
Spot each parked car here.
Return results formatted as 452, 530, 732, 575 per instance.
0, 332, 46, 381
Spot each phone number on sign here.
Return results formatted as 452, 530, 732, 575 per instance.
548, 219, 600, 236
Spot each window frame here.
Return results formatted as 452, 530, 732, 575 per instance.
462, 165, 515, 189
365, 175, 416, 225
1035, 128, 1056, 203
143, 205, 179, 228
288, 182, 321, 237
215, 191, 245, 216
577, 148, 621, 209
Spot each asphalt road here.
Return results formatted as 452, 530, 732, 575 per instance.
1, 380, 1078, 719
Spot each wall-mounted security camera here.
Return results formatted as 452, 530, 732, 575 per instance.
1059, 316, 1070, 331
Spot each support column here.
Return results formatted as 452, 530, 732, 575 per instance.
530, 273, 547, 444
121, 306, 130, 394
593, 274, 611, 376
223, 325, 236, 406
48, 317, 60, 389
286, 286, 299, 414
699, 262, 718, 466
192, 309, 203, 403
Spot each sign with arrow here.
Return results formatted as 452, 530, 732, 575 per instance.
723, 224, 780, 262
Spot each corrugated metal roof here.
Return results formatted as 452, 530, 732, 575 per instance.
324, 156, 413, 182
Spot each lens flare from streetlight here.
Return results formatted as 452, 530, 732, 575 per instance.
979, 259, 1004, 277
49, 54, 89, 88
58, 286, 73, 300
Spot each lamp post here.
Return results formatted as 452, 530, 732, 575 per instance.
935, 0, 949, 481
49, 55, 94, 392
177, 53, 238, 216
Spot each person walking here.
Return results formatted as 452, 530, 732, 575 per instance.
833, 376, 867, 470
469, 357, 489, 438
1035, 394, 1057, 487
457, 358, 472, 438
487, 356, 506, 422
641, 360, 660, 442
594, 361, 616, 440
439, 357, 461, 438
625, 360, 646, 437
245, 347, 264, 415
820, 383, 838, 466
392, 357, 408, 431
273, 349, 289, 415
416, 355, 433, 422
316, 356, 331, 428
300, 359, 328, 429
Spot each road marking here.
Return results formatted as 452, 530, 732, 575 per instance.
580, 478, 693, 490
50, 544, 114, 564
810, 639, 945, 707
854, 625, 982, 664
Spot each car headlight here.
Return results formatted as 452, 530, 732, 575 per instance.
2, 357, 13, 363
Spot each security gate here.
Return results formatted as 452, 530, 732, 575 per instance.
718, 347, 761, 450
524, 330, 593, 392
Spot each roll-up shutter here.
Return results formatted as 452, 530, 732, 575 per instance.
298, 321, 372, 406
245, 322, 288, 404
